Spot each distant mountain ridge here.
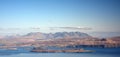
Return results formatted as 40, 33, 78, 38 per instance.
0, 32, 120, 48
0, 32, 91, 39
23, 32, 91, 39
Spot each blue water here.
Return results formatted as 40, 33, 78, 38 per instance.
0, 48, 120, 57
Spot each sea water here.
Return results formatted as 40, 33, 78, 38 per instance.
0, 48, 120, 57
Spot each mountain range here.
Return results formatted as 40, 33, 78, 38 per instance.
0, 32, 120, 49
1, 32, 91, 39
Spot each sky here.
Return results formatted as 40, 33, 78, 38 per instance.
0, 0, 120, 35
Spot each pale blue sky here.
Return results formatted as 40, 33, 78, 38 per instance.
0, 0, 120, 34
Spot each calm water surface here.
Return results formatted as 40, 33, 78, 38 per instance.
0, 48, 120, 57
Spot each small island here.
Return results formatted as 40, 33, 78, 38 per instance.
31, 48, 94, 53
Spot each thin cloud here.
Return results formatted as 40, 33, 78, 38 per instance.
0, 28, 21, 30
50, 27, 92, 30
7, 28, 21, 30
30, 27, 41, 30
0, 28, 4, 30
